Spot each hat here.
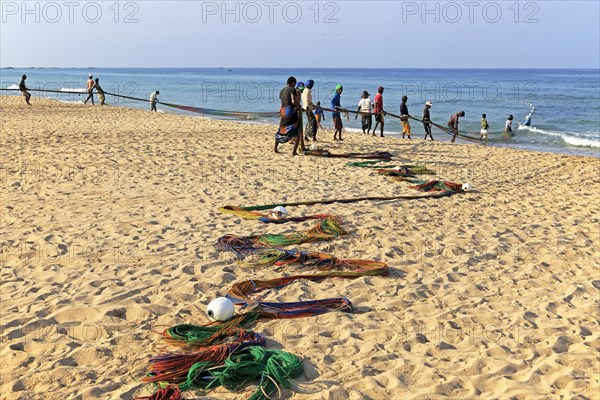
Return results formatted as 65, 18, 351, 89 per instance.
425, 101, 432, 106
402, 95, 408, 101
378, 86, 384, 93
296, 82, 305, 90
88, 74, 93, 78
305, 79, 314, 89
335, 84, 343, 91
362, 90, 370, 97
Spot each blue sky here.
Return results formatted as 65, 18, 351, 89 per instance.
1, 1, 599, 68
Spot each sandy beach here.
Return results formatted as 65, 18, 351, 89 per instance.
1, 95, 598, 399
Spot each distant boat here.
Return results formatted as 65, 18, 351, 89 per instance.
228, 69, 233, 72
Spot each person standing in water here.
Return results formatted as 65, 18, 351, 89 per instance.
504, 114, 514, 137
480, 113, 489, 143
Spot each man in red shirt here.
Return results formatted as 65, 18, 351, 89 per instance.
372, 86, 385, 137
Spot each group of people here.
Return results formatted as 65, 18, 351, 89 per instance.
19, 73, 161, 111
83, 74, 106, 105
274, 77, 518, 154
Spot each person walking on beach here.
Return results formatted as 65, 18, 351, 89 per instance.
150, 90, 160, 111
480, 113, 489, 143
302, 79, 318, 141
448, 111, 465, 143
356, 90, 373, 134
504, 114, 514, 137
372, 86, 384, 137
94, 78, 106, 106
423, 101, 433, 140
19, 74, 31, 105
274, 76, 304, 155
84, 74, 95, 105
331, 84, 344, 141
400, 95, 411, 139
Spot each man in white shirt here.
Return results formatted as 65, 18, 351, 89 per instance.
302, 79, 318, 140
356, 90, 373, 134
150, 90, 159, 112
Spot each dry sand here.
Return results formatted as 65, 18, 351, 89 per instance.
1, 95, 599, 399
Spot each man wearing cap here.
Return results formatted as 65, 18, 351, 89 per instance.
356, 90, 373, 134
423, 101, 434, 140
84, 74, 95, 105
400, 95, 411, 139
331, 84, 344, 140
448, 111, 465, 143
372, 86, 384, 137
302, 79, 318, 141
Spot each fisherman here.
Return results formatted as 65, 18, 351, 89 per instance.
150, 90, 160, 111
18, 74, 31, 105
480, 113, 489, 143
356, 90, 373, 134
302, 79, 318, 141
448, 111, 465, 143
94, 78, 106, 106
523, 114, 532, 126
274, 76, 304, 155
331, 84, 344, 141
400, 95, 411, 139
84, 74, 95, 105
504, 114, 514, 137
423, 101, 433, 140
372, 86, 384, 137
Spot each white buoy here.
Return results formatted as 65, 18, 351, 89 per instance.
207, 297, 235, 322
462, 182, 473, 192
270, 205, 289, 220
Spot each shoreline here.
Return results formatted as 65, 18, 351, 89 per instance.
1, 95, 599, 399
2, 92, 598, 158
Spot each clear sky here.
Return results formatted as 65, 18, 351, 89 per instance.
1, 0, 599, 68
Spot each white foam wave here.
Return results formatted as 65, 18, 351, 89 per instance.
60, 87, 87, 93
518, 125, 600, 148
6, 84, 19, 90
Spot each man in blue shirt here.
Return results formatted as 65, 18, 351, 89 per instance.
331, 84, 344, 140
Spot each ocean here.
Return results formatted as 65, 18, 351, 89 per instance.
2, 67, 598, 157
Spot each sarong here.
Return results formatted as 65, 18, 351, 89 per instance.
305, 110, 318, 139
275, 105, 300, 144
